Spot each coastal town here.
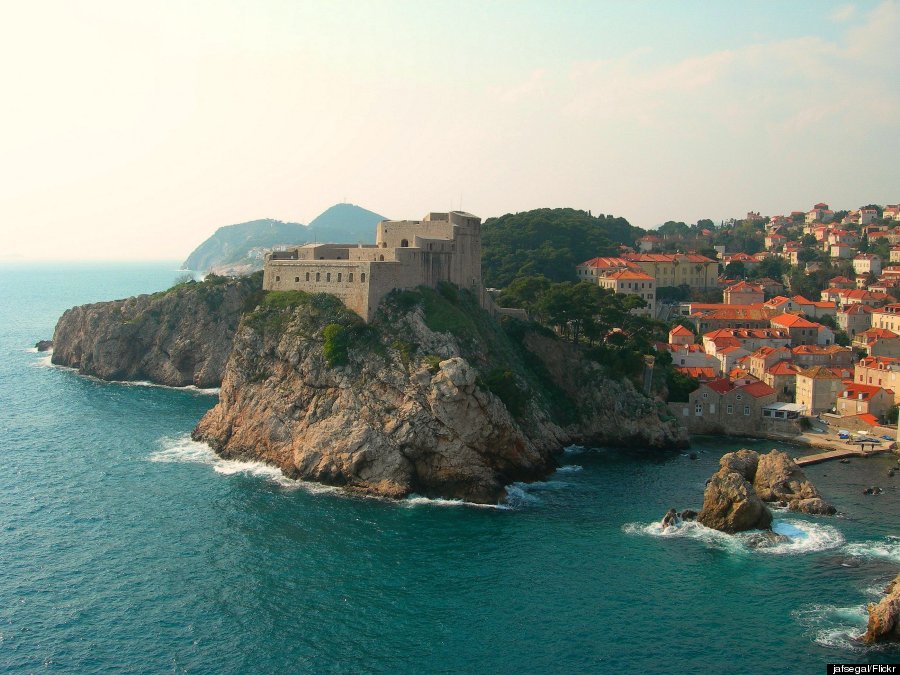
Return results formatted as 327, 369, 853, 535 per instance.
575, 202, 900, 446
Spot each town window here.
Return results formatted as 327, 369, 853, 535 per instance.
695, 403, 703, 416
305, 272, 310, 281
316, 273, 320, 282
337, 273, 342, 282
348, 273, 353, 282
326, 273, 331, 282
360, 273, 366, 282
702, 393, 708, 399
727, 404, 734, 414
744, 406, 750, 415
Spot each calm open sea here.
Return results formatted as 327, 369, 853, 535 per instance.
0, 261, 898, 673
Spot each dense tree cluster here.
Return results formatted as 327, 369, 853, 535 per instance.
481, 208, 642, 288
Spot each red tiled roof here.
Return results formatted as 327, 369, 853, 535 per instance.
839, 383, 892, 401
705, 379, 734, 394
669, 325, 693, 336
742, 381, 776, 398
766, 361, 800, 376
855, 413, 881, 427
676, 366, 717, 381
771, 313, 820, 329
602, 269, 655, 281
622, 253, 717, 264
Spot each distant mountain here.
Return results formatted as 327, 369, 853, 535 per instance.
307, 203, 387, 243
182, 204, 385, 274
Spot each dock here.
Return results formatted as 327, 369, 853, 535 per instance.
794, 443, 887, 467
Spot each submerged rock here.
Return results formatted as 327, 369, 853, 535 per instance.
862, 572, 900, 644
744, 531, 791, 550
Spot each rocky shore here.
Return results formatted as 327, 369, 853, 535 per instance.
192, 287, 687, 503
863, 572, 900, 644
50, 274, 261, 388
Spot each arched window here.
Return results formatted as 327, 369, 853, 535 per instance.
319, 256, 325, 260
294, 277, 299, 282
361, 273, 366, 282
337, 273, 342, 282
315, 272, 320, 282
348, 273, 353, 282
379, 255, 384, 261
401, 239, 409, 247
326, 273, 331, 282
305, 272, 310, 281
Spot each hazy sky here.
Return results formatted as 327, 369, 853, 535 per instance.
1, 0, 897, 260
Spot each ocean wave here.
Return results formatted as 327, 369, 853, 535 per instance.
32, 357, 219, 395
622, 518, 844, 556
563, 444, 585, 455
149, 435, 331, 492
793, 603, 868, 651
555, 464, 583, 474
843, 538, 900, 563
402, 495, 507, 510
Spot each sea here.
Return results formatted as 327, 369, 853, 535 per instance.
0, 261, 898, 674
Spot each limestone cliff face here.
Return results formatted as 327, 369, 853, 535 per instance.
51, 275, 261, 388
192, 288, 687, 503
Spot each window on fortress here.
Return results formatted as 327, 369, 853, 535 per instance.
401, 239, 409, 247
275, 276, 280, 282
306, 273, 310, 281
316, 273, 320, 282
337, 273, 342, 282
379, 255, 384, 261
349, 273, 354, 282
295, 277, 299, 282
361, 273, 366, 282
327, 273, 331, 282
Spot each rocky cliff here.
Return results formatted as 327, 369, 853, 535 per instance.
192, 285, 687, 503
863, 572, 900, 644
51, 274, 262, 388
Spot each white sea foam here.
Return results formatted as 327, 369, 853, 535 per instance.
31, 357, 219, 395
555, 464, 583, 474
149, 435, 326, 491
402, 495, 506, 510
843, 539, 900, 563
622, 518, 844, 556
793, 603, 868, 651
563, 444, 585, 455
743, 519, 845, 555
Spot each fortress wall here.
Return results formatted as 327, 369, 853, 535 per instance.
293, 244, 354, 260
264, 260, 374, 320
377, 220, 454, 248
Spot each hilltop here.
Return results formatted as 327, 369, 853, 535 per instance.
182, 204, 384, 275
481, 208, 644, 288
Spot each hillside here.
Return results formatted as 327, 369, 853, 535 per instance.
182, 204, 384, 274
481, 208, 645, 288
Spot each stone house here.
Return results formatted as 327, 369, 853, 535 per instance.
791, 345, 853, 369
669, 379, 777, 435
855, 356, 900, 403
701, 328, 791, 354
746, 346, 792, 380
575, 256, 636, 281
597, 269, 656, 316
668, 324, 695, 346
853, 254, 882, 277
836, 383, 894, 421
764, 360, 802, 403
621, 253, 719, 290
723, 281, 764, 305
837, 304, 873, 337
770, 313, 834, 346
795, 366, 845, 415
870, 304, 900, 333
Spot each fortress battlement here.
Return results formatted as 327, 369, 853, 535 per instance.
263, 211, 484, 321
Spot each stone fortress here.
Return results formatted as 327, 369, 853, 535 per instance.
263, 211, 486, 322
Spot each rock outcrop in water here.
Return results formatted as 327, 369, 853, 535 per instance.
51, 274, 262, 388
696, 449, 835, 533
192, 286, 687, 503
862, 572, 900, 644
698, 450, 772, 533
753, 450, 836, 515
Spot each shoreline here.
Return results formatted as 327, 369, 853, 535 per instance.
693, 429, 899, 464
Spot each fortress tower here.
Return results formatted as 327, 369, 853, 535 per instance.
263, 211, 484, 322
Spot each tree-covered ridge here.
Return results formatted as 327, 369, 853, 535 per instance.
481, 208, 643, 288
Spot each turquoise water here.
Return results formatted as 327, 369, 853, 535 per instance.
1, 262, 898, 673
